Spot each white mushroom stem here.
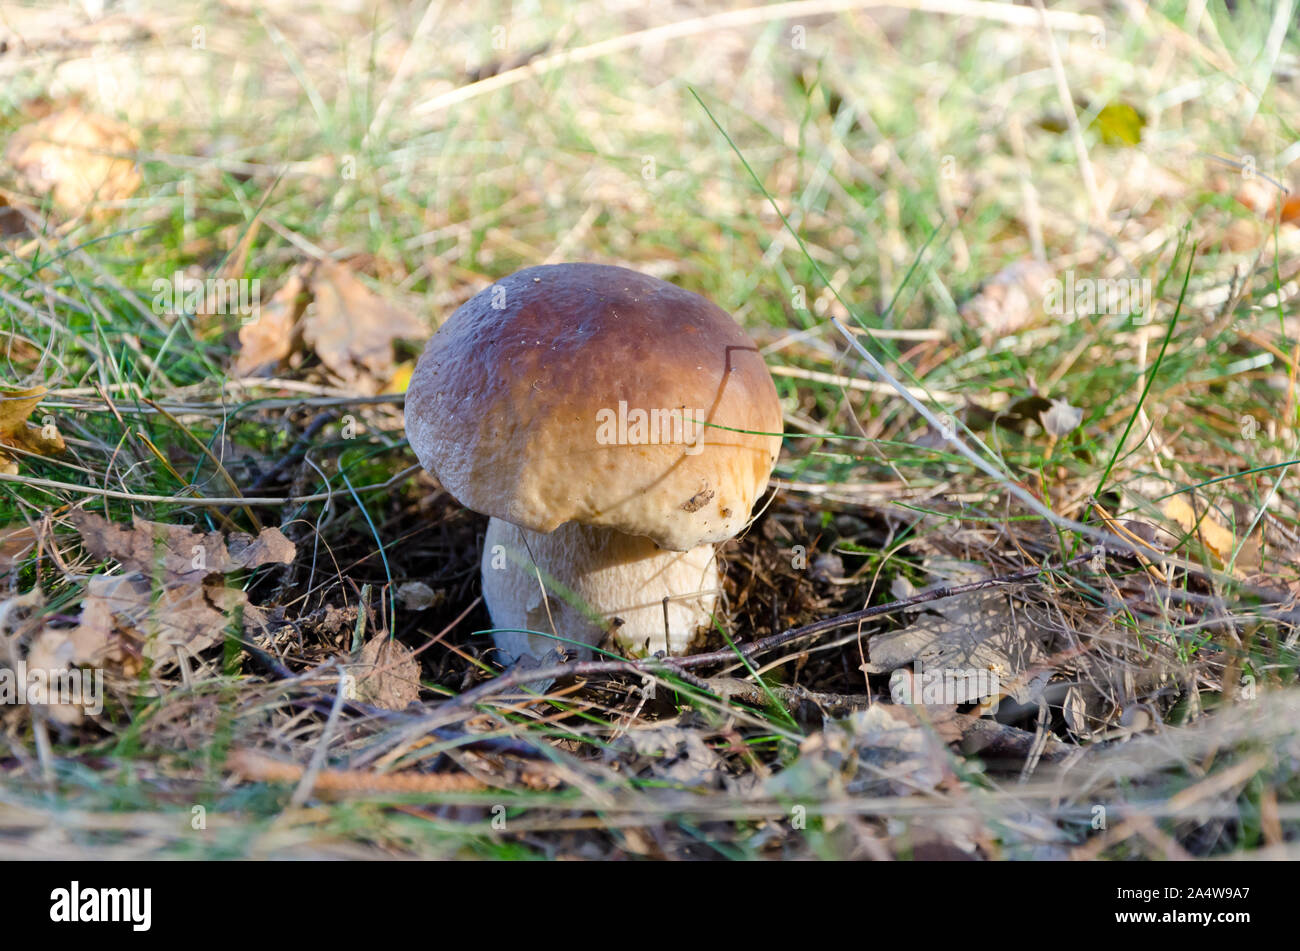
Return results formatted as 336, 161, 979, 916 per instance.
481, 518, 721, 664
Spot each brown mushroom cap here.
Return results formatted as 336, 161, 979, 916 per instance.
405, 263, 783, 551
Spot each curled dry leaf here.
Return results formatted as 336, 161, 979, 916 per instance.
233, 260, 425, 391
77, 572, 264, 667
5, 573, 263, 727
1161, 495, 1237, 563
1040, 397, 1084, 438
21, 626, 103, 726
70, 511, 295, 583
865, 590, 1052, 706
5, 107, 141, 214
235, 266, 310, 376
396, 580, 440, 611
7, 514, 298, 719
0, 385, 65, 474
22, 572, 270, 713
615, 723, 724, 788
302, 260, 426, 393
345, 635, 421, 710
766, 703, 956, 799
0, 523, 38, 583
0, 591, 90, 726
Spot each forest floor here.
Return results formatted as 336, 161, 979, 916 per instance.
0, 0, 1297, 858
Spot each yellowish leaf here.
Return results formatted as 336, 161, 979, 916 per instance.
382, 361, 414, 394
1091, 102, 1145, 146
303, 261, 426, 394
1163, 496, 1236, 561
5, 107, 141, 215
346, 635, 422, 710
0, 385, 64, 472
235, 267, 310, 376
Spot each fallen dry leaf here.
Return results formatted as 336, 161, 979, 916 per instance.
0, 385, 65, 473
382, 361, 415, 395
235, 266, 310, 376
767, 703, 957, 799
5, 561, 271, 725
233, 260, 425, 390
39, 570, 270, 686
5, 107, 141, 214
22, 626, 101, 725
396, 580, 441, 611
865, 590, 1052, 707
70, 511, 295, 583
346, 635, 421, 710
89, 573, 258, 665
1162, 495, 1236, 562
1040, 398, 1084, 438
1227, 174, 1300, 225
615, 723, 724, 789
18, 513, 297, 695
0, 523, 38, 582
302, 260, 426, 393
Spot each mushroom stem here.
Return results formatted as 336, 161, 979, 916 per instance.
481, 518, 720, 664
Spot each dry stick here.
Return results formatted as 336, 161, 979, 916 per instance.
708, 677, 870, 717
243, 410, 338, 495
769, 363, 961, 401
227, 748, 487, 794
434, 552, 1098, 714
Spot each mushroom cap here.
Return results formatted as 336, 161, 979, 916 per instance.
405, 263, 783, 551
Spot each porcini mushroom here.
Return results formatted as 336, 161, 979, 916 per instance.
405, 263, 782, 664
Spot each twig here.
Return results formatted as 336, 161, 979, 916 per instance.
228, 748, 487, 795
709, 676, 869, 717
243, 411, 338, 495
